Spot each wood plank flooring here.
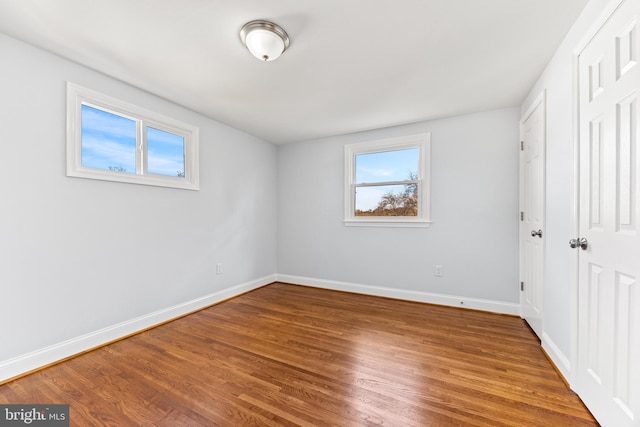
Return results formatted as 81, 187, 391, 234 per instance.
0, 283, 598, 426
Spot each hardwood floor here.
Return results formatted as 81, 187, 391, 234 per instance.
0, 283, 598, 426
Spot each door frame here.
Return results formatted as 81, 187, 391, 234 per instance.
519, 90, 546, 339
569, 0, 626, 390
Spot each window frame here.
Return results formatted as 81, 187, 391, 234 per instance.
66, 83, 199, 190
344, 133, 431, 227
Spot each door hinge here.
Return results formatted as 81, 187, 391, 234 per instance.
520, 281, 524, 291
520, 211, 524, 221
520, 140, 524, 151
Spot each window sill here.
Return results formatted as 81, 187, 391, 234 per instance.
344, 219, 432, 228
68, 167, 199, 190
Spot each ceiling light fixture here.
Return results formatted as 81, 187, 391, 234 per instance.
240, 20, 290, 62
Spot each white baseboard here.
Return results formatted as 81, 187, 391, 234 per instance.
276, 274, 521, 316
0, 275, 276, 384
541, 332, 571, 382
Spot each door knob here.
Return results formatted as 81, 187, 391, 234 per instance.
531, 229, 543, 238
569, 237, 588, 250
579, 237, 588, 250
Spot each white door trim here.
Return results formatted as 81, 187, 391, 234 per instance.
521, 90, 546, 124
569, 0, 628, 391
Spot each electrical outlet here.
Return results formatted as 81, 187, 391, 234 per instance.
216, 263, 224, 274
435, 265, 444, 277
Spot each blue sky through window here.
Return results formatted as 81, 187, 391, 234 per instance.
81, 105, 185, 177
355, 148, 418, 211
147, 127, 185, 177
355, 148, 418, 183
81, 105, 136, 173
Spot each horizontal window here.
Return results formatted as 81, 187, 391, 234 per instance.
344, 134, 431, 227
67, 83, 199, 190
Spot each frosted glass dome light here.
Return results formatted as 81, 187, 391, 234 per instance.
240, 20, 290, 62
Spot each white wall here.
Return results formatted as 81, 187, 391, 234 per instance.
519, 0, 611, 376
277, 108, 520, 311
0, 34, 277, 378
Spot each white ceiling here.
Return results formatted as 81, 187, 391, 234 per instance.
0, 0, 588, 144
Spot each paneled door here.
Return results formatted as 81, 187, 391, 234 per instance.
520, 93, 545, 339
576, 0, 640, 425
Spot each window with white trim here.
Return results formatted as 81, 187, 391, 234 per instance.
66, 83, 199, 190
344, 133, 431, 227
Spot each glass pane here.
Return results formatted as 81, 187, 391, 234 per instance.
355, 148, 418, 183
81, 105, 136, 173
355, 184, 418, 216
147, 127, 185, 177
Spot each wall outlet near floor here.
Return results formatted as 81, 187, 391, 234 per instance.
216, 263, 224, 274
434, 265, 444, 277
